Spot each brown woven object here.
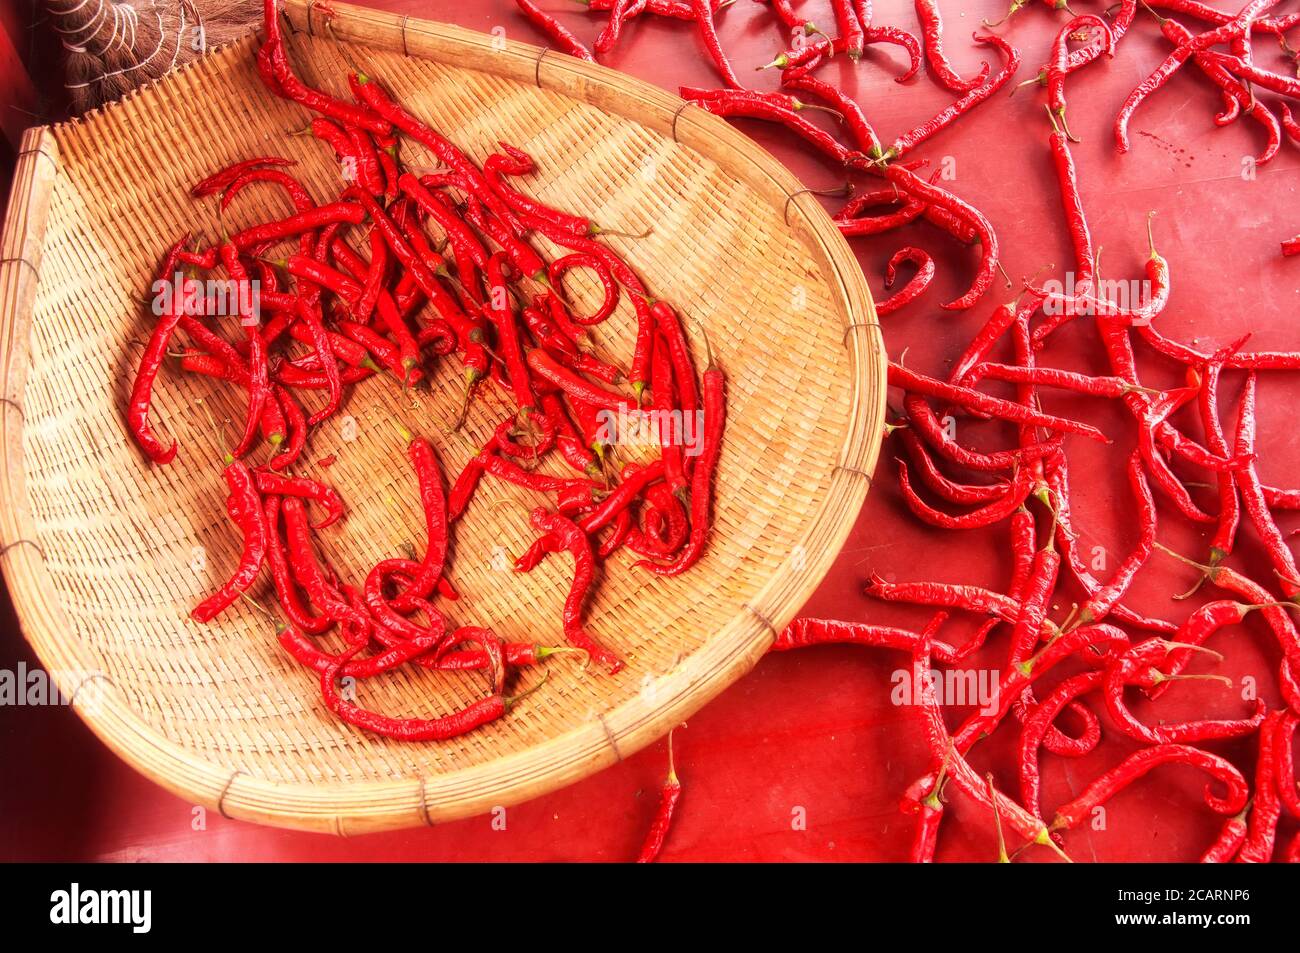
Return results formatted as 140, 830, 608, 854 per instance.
47, 0, 260, 112
0, 1, 884, 833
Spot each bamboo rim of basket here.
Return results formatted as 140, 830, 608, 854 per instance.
0, 0, 885, 833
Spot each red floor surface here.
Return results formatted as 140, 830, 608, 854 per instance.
3, 0, 1299, 862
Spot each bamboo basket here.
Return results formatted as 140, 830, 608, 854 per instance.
0, 0, 884, 833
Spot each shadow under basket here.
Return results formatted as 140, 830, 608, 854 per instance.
0, 0, 884, 833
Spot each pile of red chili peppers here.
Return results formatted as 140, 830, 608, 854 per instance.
128, 0, 727, 749
515, 0, 1300, 861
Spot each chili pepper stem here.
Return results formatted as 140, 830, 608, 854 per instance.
982, 0, 1027, 28
1034, 825, 1073, 861
503, 670, 550, 711
1146, 671, 1233, 688
536, 645, 591, 666
987, 773, 1010, 863
1154, 541, 1222, 600
666, 727, 679, 785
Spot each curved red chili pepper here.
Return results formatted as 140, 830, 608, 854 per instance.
514, 0, 596, 61
876, 246, 935, 315
191, 461, 268, 622
192, 157, 295, 198
916, 0, 990, 94
877, 165, 999, 311
128, 238, 191, 464
1102, 639, 1267, 745
1051, 744, 1249, 833
528, 508, 625, 673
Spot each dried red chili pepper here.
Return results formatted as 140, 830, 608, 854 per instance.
916, 0, 989, 93
889, 363, 1107, 441
636, 729, 683, 862
191, 461, 268, 622
875, 165, 1000, 311
1018, 671, 1103, 815
876, 247, 935, 315
637, 340, 725, 576
689, 0, 743, 87
129, 238, 191, 464
528, 508, 624, 672
515, 0, 596, 60
1051, 744, 1249, 833
1102, 639, 1266, 744
877, 34, 1019, 162
192, 157, 295, 197
895, 456, 1032, 529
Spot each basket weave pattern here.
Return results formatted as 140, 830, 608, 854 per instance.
0, 1, 883, 831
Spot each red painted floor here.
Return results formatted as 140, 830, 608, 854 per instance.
3, 0, 1298, 861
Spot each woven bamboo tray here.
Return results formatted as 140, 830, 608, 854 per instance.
0, 0, 884, 833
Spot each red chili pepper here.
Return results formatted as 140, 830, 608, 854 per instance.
1114, 45, 1194, 153
220, 167, 315, 217
836, 194, 926, 236
689, 0, 742, 87
262, 482, 331, 618
687, 90, 853, 164
904, 394, 1062, 472
877, 34, 1019, 162
828, 0, 864, 57
514, 0, 596, 61
910, 638, 1066, 854
548, 253, 619, 326
758, 0, 819, 33
1201, 802, 1251, 862
269, 386, 306, 470
637, 347, 724, 576
191, 461, 268, 622
231, 202, 365, 250
319, 646, 529, 740
1238, 709, 1284, 862
875, 165, 999, 310
895, 456, 1032, 529
954, 624, 1134, 752
191, 157, 296, 197
866, 574, 1020, 622
896, 428, 1008, 506
1233, 373, 1300, 598
1102, 638, 1266, 744
217, 242, 270, 458
1050, 744, 1249, 833
916, 0, 990, 94
636, 729, 683, 862
781, 75, 880, 153
889, 363, 1106, 441
528, 508, 625, 672
346, 126, 387, 197
773, 617, 963, 663
1071, 452, 1155, 628
1046, 16, 1113, 140
949, 291, 1045, 385
876, 246, 935, 315
252, 466, 343, 527
280, 496, 370, 634
861, 25, 923, 82
128, 238, 190, 463
259, 0, 391, 136
1275, 712, 1300, 820
1018, 671, 1102, 815
527, 348, 637, 412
